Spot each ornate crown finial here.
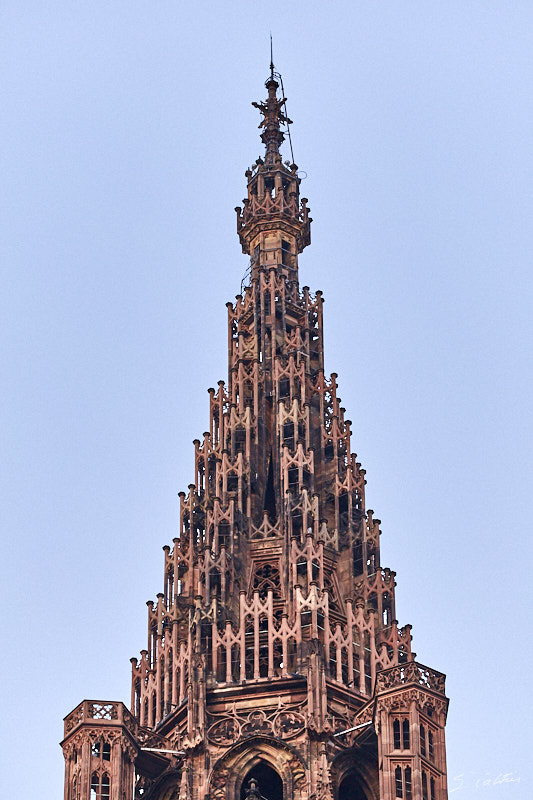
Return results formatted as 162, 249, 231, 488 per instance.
251, 53, 292, 165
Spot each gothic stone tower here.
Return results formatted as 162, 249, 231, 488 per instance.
61, 69, 449, 800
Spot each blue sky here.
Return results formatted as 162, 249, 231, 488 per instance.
1, 2, 531, 797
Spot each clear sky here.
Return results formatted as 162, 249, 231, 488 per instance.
1, 2, 531, 798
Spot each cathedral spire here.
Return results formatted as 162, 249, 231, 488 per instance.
61, 69, 450, 800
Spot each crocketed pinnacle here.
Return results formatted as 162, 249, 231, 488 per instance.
252, 73, 292, 165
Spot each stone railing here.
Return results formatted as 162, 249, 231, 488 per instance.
64, 700, 136, 737
375, 661, 446, 695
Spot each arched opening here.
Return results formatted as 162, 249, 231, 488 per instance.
338, 773, 369, 800
240, 761, 283, 800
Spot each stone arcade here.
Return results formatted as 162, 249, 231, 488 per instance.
61, 68, 449, 800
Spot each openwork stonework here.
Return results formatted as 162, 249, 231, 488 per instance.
61, 67, 449, 800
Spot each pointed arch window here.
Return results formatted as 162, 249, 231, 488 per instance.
90, 773, 99, 800
101, 774, 110, 800
402, 719, 410, 750
395, 766, 413, 799
393, 718, 410, 750
404, 767, 412, 800
422, 773, 428, 800
428, 729, 434, 760
90, 772, 110, 800
395, 767, 403, 798
420, 724, 427, 757
393, 719, 401, 749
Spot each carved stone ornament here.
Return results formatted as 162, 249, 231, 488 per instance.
273, 711, 306, 739
287, 756, 306, 789
211, 767, 229, 796
376, 662, 446, 694
241, 710, 272, 737
207, 718, 241, 746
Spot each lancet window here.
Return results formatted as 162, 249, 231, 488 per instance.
421, 772, 437, 800
90, 773, 110, 800
392, 718, 410, 750
394, 766, 412, 799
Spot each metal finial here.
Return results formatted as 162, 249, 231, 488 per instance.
270, 33, 274, 79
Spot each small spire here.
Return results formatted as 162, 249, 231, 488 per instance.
252, 55, 292, 165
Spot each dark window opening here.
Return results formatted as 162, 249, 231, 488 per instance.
210, 569, 221, 597
273, 641, 283, 674
279, 378, 290, 398
292, 514, 302, 538
393, 720, 401, 750
102, 742, 111, 761
218, 521, 230, 549
428, 730, 434, 759
405, 768, 412, 800
395, 767, 403, 798
422, 773, 428, 800
101, 775, 110, 800
216, 647, 227, 682
240, 761, 283, 800
234, 428, 246, 453
420, 724, 427, 758
264, 452, 277, 520
402, 719, 410, 750
398, 645, 408, 664
353, 542, 363, 575
283, 421, 294, 449
259, 644, 269, 677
